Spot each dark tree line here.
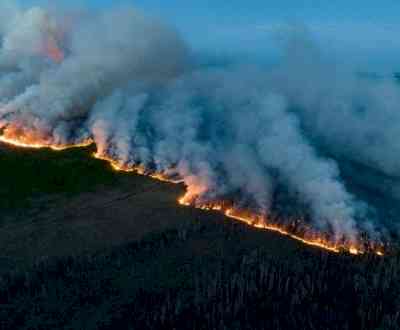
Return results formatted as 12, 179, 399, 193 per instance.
0, 218, 399, 330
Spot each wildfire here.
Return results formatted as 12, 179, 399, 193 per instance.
178, 193, 382, 256
93, 152, 184, 184
44, 36, 64, 63
0, 132, 93, 151
0, 133, 386, 257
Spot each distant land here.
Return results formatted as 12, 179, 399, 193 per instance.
0, 143, 399, 329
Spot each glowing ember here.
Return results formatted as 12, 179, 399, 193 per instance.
0, 135, 92, 151
93, 152, 183, 184
349, 247, 360, 255
178, 191, 384, 256
0, 134, 386, 257
91, 151, 385, 256
94, 153, 136, 172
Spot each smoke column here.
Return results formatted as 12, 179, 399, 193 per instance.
0, 2, 399, 248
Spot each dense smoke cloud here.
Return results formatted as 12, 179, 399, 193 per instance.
0, 2, 399, 243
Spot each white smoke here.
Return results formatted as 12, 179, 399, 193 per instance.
0, 2, 399, 242
270, 28, 400, 178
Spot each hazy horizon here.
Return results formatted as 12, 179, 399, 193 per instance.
18, 0, 400, 73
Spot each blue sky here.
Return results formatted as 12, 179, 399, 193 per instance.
24, 0, 400, 70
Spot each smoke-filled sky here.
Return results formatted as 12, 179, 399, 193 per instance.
23, 0, 400, 71
1, 1, 399, 249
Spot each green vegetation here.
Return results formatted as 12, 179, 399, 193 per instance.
0, 143, 399, 329
0, 219, 399, 330
0, 145, 120, 211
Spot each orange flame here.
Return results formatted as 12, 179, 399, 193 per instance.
178, 192, 382, 256
93, 152, 184, 184
0, 127, 92, 151
45, 37, 64, 63
46, 40, 64, 63
0, 133, 386, 257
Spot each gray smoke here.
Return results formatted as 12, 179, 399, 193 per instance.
0, 2, 399, 243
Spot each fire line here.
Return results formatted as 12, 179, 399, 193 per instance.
0, 135, 385, 257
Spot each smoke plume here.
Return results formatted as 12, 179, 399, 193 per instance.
0, 2, 399, 245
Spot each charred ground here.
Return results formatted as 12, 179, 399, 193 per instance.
0, 145, 399, 330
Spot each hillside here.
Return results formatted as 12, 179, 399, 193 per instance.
0, 144, 399, 329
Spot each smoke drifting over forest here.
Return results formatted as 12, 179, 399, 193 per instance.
0, 2, 399, 246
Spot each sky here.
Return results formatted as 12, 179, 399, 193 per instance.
23, 0, 400, 71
